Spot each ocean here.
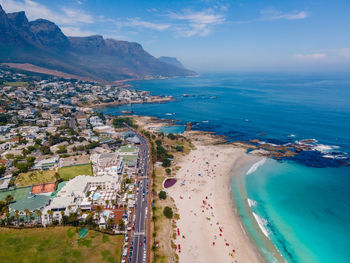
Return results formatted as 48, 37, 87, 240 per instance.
98, 73, 350, 263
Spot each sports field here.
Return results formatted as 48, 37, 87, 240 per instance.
58, 164, 93, 181
16, 170, 56, 187
0, 187, 30, 202
0, 226, 124, 263
4, 81, 28, 87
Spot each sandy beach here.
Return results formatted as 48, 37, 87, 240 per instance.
167, 141, 263, 263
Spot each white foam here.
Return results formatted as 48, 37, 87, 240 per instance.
253, 212, 270, 237
323, 154, 347, 160
202, 120, 209, 123
288, 134, 296, 138
248, 198, 258, 207
246, 158, 266, 175
312, 144, 340, 153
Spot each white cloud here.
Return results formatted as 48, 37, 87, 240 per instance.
338, 48, 350, 58
115, 18, 170, 31
60, 26, 95, 37
236, 7, 308, 24
295, 53, 326, 59
0, 0, 93, 25
169, 9, 225, 37
260, 7, 307, 21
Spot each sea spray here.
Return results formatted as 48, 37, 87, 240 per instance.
247, 198, 258, 207
252, 212, 270, 238
246, 158, 266, 175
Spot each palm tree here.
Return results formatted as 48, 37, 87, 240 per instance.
95, 205, 102, 222
105, 200, 109, 207
28, 211, 33, 224
35, 210, 42, 225
14, 210, 20, 226
60, 211, 65, 225
47, 210, 53, 225
5, 195, 13, 205
24, 209, 29, 223
5, 211, 10, 225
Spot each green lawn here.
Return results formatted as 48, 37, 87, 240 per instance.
4, 81, 28, 87
15, 170, 57, 187
0, 226, 124, 263
58, 164, 93, 181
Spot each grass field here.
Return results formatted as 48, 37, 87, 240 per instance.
58, 164, 93, 181
0, 226, 124, 263
4, 81, 28, 87
15, 170, 57, 187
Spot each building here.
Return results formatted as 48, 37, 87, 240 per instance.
33, 156, 59, 170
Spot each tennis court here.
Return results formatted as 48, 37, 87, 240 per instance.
78, 227, 89, 239
31, 182, 56, 194
0, 187, 31, 202
10, 195, 51, 212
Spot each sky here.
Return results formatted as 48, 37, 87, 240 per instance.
1, 0, 350, 73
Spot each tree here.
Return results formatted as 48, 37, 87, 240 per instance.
107, 218, 114, 230
39, 145, 51, 155
165, 168, 171, 175
167, 133, 176, 140
0, 166, 6, 176
112, 117, 136, 128
24, 208, 29, 223
158, 191, 167, 200
118, 219, 125, 231
57, 145, 67, 154
163, 206, 173, 219
95, 205, 102, 215
5, 194, 13, 205
14, 210, 20, 225
35, 210, 42, 225
162, 158, 171, 167
47, 210, 53, 224
60, 211, 65, 224
105, 200, 109, 207
29, 211, 33, 224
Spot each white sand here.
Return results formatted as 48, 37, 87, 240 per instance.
167, 144, 263, 263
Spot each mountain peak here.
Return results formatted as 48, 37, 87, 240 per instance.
29, 18, 70, 49
0, 5, 196, 81
158, 56, 187, 70
7, 11, 28, 28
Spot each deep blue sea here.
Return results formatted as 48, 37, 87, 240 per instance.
98, 73, 350, 263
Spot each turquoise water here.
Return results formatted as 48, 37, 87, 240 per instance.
245, 159, 350, 263
157, 125, 186, 134
98, 73, 350, 262
92, 192, 100, 200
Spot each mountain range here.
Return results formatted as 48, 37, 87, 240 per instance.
0, 5, 196, 82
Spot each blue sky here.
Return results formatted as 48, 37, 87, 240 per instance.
1, 0, 350, 72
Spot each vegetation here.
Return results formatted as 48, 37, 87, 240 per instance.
58, 164, 93, 181
158, 191, 167, 200
0, 226, 124, 263
163, 206, 173, 219
112, 117, 137, 128
15, 169, 57, 187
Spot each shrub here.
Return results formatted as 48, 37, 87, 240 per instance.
158, 191, 167, 200
162, 159, 171, 167
163, 206, 173, 219
165, 168, 171, 175
167, 133, 176, 140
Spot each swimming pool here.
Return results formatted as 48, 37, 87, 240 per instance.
92, 193, 101, 200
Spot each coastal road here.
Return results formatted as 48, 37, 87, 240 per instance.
124, 124, 151, 263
